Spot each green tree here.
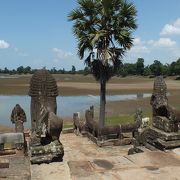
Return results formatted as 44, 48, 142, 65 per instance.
174, 58, 180, 76
149, 60, 163, 76
136, 58, 144, 75
24, 66, 31, 74
169, 61, 176, 76
162, 64, 169, 76
123, 63, 136, 75
68, 0, 137, 128
4, 67, 9, 74
71, 65, 76, 74
143, 65, 151, 76
17, 66, 24, 74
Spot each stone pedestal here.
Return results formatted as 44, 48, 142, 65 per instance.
142, 127, 180, 150
142, 76, 180, 151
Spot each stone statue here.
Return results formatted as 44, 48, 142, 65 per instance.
74, 106, 141, 145
150, 76, 178, 132
134, 108, 143, 126
11, 104, 26, 133
29, 69, 64, 164
134, 76, 180, 151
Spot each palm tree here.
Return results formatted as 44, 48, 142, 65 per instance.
68, 0, 137, 128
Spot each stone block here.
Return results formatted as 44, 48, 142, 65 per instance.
0, 133, 24, 150
153, 116, 178, 132
142, 127, 180, 150
147, 127, 180, 141
0, 159, 9, 168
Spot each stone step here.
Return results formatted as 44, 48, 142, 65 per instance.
0, 158, 9, 168
156, 138, 180, 149
148, 127, 180, 141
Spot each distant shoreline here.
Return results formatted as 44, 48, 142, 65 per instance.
0, 74, 180, 96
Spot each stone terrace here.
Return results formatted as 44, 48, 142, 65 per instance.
31, 133, 180, 180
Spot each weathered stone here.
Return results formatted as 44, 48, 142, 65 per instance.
153, 116, 178, 132
48, 112, 63, 141
150, 76, 179, 132
0, 133, 24, 151
140, 127, 180, 150
132, 76, 180, 152
11, 104, 26, 133
29, 69, 58, 132
73, 112, 86, 135
75, 106, 141, 146
0, 159, 9, 168
28, 69, 64, 164
30, 140, 64, 164
0, 150, 16, 156
145, 127, 180, 141
0, 156, 31, 179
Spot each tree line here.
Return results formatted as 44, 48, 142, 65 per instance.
0, 65, 90, 75
0, 58, 180, 77
118, 58, 180, 77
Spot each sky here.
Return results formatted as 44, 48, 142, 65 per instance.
0, 0, 180, 70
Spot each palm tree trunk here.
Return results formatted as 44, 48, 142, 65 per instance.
99, 74, 106, 128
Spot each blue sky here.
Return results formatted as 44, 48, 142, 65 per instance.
0, 0, 180, 70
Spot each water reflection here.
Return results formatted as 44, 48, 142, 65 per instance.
0, 76, 18, 79
137, 93, 143, 99
0, 94, 151, 127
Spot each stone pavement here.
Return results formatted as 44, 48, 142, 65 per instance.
31, 133, 180, 180
0, 155, 31, 180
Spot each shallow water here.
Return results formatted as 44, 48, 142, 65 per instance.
0, 75, 18, 79
0, 94, 151, 127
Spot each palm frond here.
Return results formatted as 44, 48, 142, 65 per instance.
67, 8, 84, 21
68, 0, 137, 80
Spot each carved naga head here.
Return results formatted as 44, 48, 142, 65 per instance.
150, 76, 168, 112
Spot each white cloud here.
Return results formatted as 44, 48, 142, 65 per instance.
126, 36, 179, 64
133, 37, 142, 45
160, 18, 180, 36
130, 37, 150, 54
130, 45, 150, 54
52, 48, 74, 59
149, 38, 176, 47
0, 40, 9, 49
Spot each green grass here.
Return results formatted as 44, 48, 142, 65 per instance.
63, 123, 73, 129
105, 111, 152, 126
105, 116, 134, 126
